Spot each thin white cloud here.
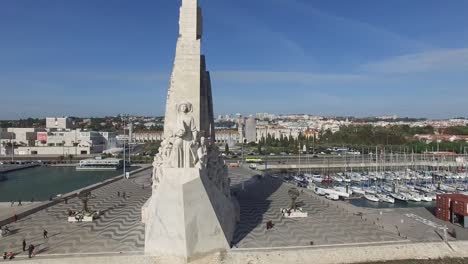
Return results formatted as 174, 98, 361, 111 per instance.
212, 70, 366, 85
270, 0, 431, 51
207, 1, 308, 58
361, 48, 468, 74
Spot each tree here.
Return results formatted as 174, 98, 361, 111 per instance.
288, 187, 300, 210
78, 192, 92, 213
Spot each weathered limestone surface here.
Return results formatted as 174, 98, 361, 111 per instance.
145, 168, 237, 259
143, 0, 238, 261
164, 0, 213, 140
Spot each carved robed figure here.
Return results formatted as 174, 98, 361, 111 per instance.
171, 102, 198, 168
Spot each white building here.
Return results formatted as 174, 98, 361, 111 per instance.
245, 116, 257, 143
46, 117, 73, 130
133, 131, 163, 142
13, 129, 113, 156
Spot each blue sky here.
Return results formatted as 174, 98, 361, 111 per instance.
1, 0, 467, 119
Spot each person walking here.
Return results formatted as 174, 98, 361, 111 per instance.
13, 214, 18, 222
18, 200, 22, 206
123, 192, 126, 199
28, 244, 34, 258
22, 239, 26, 251
117, 191, 120, 197
43, 229, 48, 239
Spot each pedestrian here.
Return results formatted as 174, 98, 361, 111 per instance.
28, 244, 34, 258
7, 251, 14, 260
64, 197, 68, 204
13, 214, 18, 222
117, 191, 120, 197
31, 197, 34, 203
18, 200, 22, 206
123, 192, 126, 199
10, 201, 13, 207
266, 220, 274, 230
43, 229, 48, 239
22, 239, 26, 251
2, 252, 6, 260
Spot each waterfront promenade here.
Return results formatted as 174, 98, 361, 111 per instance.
0, 166, 466, 263
0, 164, 40, 173
0, 168, 152, 257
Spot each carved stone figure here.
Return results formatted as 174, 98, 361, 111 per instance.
195, 137, 207, 169
152, 153, 162, 189
170, 102, 198, 168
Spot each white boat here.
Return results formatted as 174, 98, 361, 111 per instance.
420, 195, 432, 202
332, 176, 343, 182
311, 175, 323, 183
376, 194, 395, 204
293, 175, 305, 182
390, 192, 408, 202
351, 186, 366, 195
405, 192, 422, 202
313, 187, 327, 196
326, 193, 339, 201
76, 158, 123, 171
364, 187, 377, 195
314, 186, 349, 198
364, 194, 379, 202
334, 186, 352, 196
425, 193, 436, 201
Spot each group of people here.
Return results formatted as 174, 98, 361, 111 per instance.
22, 239, 36, 258
0, 226, 11, 237
1, 230, 48, 260
9, 200, 22, 207
117, 191, 127, 199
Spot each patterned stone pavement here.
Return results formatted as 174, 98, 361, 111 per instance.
0, 166, 404, 257
0, 169, 152, 256
231, 175, 403, 248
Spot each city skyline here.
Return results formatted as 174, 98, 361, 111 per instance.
1, 0, 468, 119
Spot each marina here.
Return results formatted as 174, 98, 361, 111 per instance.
275, 168, 468, 209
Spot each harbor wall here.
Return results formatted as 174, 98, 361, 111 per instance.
0, 164, 40, 173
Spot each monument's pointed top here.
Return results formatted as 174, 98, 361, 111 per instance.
181, 0, 198, 6
178, 0, 202, 40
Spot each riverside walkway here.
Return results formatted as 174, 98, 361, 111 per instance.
260, 160, 467, 170
0, 169, 152, 257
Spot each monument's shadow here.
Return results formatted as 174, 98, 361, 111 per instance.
231, 176, 283, 246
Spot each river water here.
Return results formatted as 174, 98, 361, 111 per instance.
0, 166, 130, 202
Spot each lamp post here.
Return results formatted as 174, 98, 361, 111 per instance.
119, 115, 129, 179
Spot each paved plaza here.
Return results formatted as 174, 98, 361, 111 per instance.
2, 166, 462, 259
231, 175, 403, 248
0, 169, 152, 257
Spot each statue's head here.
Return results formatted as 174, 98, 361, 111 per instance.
177, 101, 192, 113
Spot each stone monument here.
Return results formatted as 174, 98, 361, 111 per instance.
142, 0, 239, 262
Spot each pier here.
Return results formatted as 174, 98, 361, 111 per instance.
0, 164, 40, 173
